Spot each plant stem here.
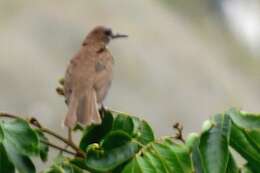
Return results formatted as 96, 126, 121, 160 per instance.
0, 113, 18, 119
29, 118, 85, 157
40, 140, 77, 156
40, 127, 84, 157
173, 122, 185, 143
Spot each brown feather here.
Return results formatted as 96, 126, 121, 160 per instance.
63, 26, 114, 127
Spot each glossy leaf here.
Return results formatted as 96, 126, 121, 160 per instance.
191, 137, 204, 173
122, 138, 193, 173
80, 110, 154, 172
0, 125, 3, 143
0, 144, 15, 173
191, 114, 231, 173
226, 153, 239, 173
227, 108, 260, 129
112, 114, 134, 134
0, 119, 38, 173
79, 111, 113, 151
246, 130, 260, 150
134, 119, 155, 144
35, 129, 49, 162
85, 142, 139, 172
185, 132, 200, 151
113, 113, 155, 144
199, 114, 231, 173
44, 156, 83, 173
4, 142, 35, 173
240, 163, 258, 173
230, 124, 260, 167
101, 130, 132, 150
0, 119, 39, 155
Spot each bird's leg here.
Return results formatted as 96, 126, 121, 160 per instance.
68, 127, 73, 143
60, 128, 72, 155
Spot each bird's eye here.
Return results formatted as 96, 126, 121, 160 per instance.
104, 29, 112, 36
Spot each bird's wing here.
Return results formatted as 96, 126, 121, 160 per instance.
64, 49, 100, 127
93, 49, 114, 103
64, 50, 95, 100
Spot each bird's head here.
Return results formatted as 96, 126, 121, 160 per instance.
83, 26, 128, 46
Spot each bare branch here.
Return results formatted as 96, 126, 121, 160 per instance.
40, 140, 77, 156
173, 122, 185, 143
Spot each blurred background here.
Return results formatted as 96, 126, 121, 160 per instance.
0, 0, 260, 168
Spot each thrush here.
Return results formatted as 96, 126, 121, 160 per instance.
64, 26, 127, 128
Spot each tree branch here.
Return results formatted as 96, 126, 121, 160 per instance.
173, 122, 185, 143
40, 140, 77, 156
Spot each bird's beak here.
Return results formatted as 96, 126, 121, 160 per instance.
111, 33, 128, 39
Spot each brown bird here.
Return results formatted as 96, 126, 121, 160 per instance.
64, 26, 127, 128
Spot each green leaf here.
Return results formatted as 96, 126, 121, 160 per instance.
240, 166, 253, 173
113, 114, 134, 134
80, 110, 154, 172
230, 124, 260, 167
0, 125, 3, 143
101, 130, 132, 150
151, 143, 186, 172
79, 111, 113, 151
163, 139, 193, 172
4, 141, 35, 173
197, 114, 231, 173
122, 138, 193, 173
59, 162, 83, 173
201, 120, 214, 132
112, 113, 154, 144
35, 129, 49, 162
226, 153, 239, 173
85, 142, 139, 172
44, 165, 63, 173
191, 137, 204, 173
121, 158, 143, 173
0, 119, 39, 155
44, 162, 83, 173
228, 108, 260, 149
0, 144, 15, 173
44, 155, 83, 173
70, 158, 88, 170
240, 163, 258, 173
246, 130, 260, 150
185, 132, 200, 151
227, 108, 260, 129
135, 119, 154, 145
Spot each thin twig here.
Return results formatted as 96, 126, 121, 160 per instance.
29, 118, 85, 157
40, 140, 77, 156
173, 122, 185, 143
0, 113, 18, 119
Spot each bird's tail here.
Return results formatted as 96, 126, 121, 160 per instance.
76, 89, 101, 126
65, 90, 101, 128
64, 93, 78, 128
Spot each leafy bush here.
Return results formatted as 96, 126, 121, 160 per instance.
0, 107, 259, 173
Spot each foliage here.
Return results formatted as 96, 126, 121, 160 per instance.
0, 108, 259, 173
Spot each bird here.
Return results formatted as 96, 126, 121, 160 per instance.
63, 26, 127, 129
